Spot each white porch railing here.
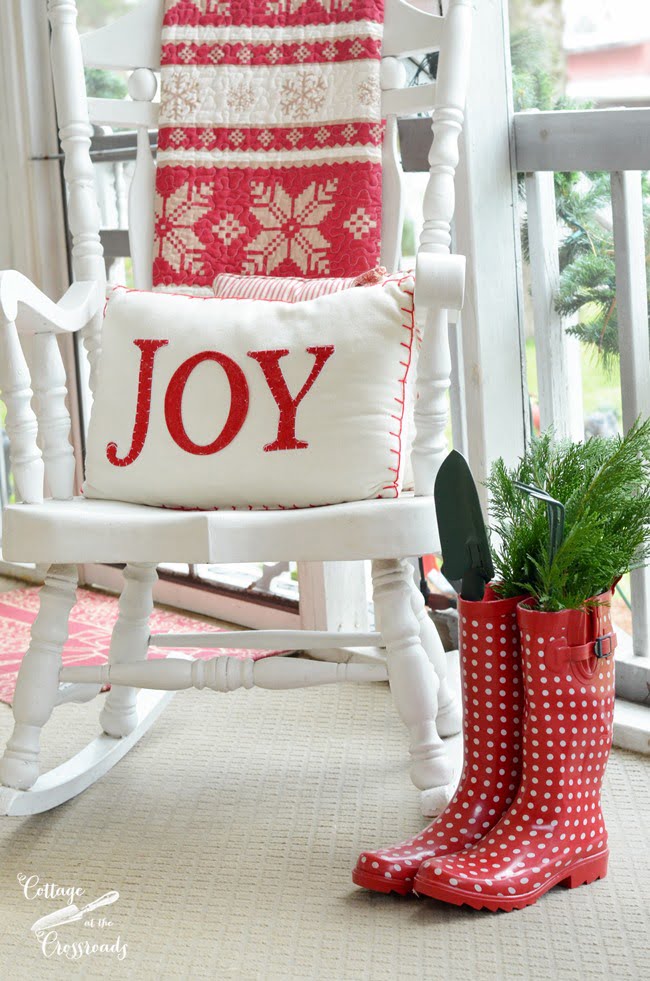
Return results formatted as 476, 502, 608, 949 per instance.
403, 105, 650, 701
515, 107, 650, 702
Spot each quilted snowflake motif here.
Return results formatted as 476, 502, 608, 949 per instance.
160, 69, 202, 120
280, 71, 327, 119
357, 75, 381, 108
227, 79, 257, 114
343, 207, 378, 240
156, 182, 215, 279
244, 180, 338, 275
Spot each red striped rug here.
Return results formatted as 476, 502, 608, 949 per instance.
0, 586, 280, 705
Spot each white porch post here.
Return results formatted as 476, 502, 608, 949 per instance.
611, 171, 650, 659
0, 1, 69, 298
298, 561, 370, 659
0, 1, 83, 578
452, 0, 528, 508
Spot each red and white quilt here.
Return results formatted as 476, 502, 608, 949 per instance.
154, 0, 385, 292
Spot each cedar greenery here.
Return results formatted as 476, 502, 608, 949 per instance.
556, 174, 650, 365
486, 420, 650, 611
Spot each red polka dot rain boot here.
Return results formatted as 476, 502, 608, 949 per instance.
414, 591, 616, 911
352, 587, 526, 895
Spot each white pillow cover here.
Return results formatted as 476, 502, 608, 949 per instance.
83, 274, 416, 510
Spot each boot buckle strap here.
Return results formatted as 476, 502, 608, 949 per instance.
547, 632, 617, 670
565, 632, 617, 663
593, 633, 616, 659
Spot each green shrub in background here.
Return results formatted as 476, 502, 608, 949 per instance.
84, 68, 127, 101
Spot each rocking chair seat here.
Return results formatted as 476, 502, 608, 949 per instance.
2, 494, 439, 566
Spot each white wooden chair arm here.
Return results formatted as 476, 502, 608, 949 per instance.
414, 252, 466, 314
0, 270, 103, 335
0, 271, 90, 505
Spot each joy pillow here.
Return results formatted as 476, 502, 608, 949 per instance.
83, 274, 416, 510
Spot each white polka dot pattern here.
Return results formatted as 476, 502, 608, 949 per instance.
352, 586, 525, 895
414, 592, 616, 911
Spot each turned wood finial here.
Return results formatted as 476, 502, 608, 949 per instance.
380, 56, 406, 91
47, 0, 80, 17
128, 68, 158, 103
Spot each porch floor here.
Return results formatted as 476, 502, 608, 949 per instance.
0, 655, 648, 978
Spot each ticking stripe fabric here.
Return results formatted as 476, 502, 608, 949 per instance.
154, 1, 385, 293
212, 264, 385, 301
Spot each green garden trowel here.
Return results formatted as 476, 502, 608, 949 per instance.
434, 450, 495, 601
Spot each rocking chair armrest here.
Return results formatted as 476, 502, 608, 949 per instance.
0, 271, 96, 506
414, 252, 466, 315
0, 270, 103, 335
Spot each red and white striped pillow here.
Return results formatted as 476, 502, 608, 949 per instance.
212, 267, 386, 303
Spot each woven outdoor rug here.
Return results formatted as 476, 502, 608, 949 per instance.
0, 586, 280, 705
0, 681, 647, 979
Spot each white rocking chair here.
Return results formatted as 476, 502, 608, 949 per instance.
0, 0, 472, 818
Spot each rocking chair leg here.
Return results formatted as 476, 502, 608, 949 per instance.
409, 580, 462, 738
99, 563, 157, 738
0, 564, 78, 791
372, 559, 454, 814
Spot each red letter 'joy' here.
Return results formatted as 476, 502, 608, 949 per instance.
164, 351, 250, 455
107, 341, 333, 466
248, 345, 335, 452
106, 338, 169, 467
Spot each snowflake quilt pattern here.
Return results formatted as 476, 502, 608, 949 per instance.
154, 0, 385, 291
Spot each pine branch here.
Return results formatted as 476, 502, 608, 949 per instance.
487, 422, 650, 611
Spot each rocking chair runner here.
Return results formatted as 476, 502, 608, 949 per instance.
0, 0, 472, 818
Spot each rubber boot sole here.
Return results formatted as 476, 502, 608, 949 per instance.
413, 851, 608, 912
352, 866, 414, 896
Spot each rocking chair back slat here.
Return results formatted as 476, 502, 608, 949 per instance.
79, 0, 163, 71
78, 0, 445, 71
86, 98, 160, 129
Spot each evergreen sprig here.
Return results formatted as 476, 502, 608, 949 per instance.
486, 421, 650, 611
